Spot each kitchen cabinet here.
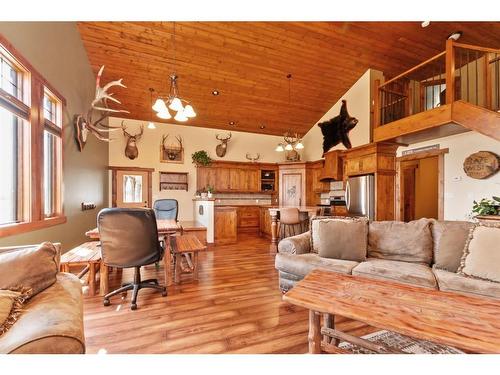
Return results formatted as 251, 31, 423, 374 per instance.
306, 161, 330, 206
259, 207, 273, 237
196, 167, 216, 191
247, 169, 260, 192
237, 206, 260, 233
215, 168, 230, 191
214, 207, 237, 244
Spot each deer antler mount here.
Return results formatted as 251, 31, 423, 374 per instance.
161, 134, 184, 163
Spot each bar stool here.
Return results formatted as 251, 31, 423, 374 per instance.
279, 208, 307, 240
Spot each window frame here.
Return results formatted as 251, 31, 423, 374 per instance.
0, 35, 66, 237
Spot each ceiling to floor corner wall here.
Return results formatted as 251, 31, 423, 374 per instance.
77, 21, 500, 136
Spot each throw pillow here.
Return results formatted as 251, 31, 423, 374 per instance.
0, 242, 59, 297
310, 216, 360, 254
316, 218, 368, 261
0, 287, 32, 337
431, 220, 474, 272
368, 218, 433, 264
458, 223, 500, 283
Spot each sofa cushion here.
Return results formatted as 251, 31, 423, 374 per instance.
310, 216, 364, 254
0, 288, 31, 337
431, 220, 474, 272
352, 258, 437, 289
434, 268, 500, 299
275, 253, 359, 278
368, 218, 433, 264
458, 223, 500, 283
0, 242, 59, 297
0, 273, 85, 354
316, 219, 368, 261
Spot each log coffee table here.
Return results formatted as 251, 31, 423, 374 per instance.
283, 269, 500, 354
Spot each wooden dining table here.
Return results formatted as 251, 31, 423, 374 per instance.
85, 219, 183, 295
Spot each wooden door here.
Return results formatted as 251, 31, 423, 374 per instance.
229, 168, 247, 191
247, 169, 260, 192
281, 173, 303, 206
115, 170, 151, 208
402, 166, 417, 222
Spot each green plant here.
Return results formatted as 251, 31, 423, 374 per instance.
191, 150, 212, 166
207, 185, 214, 193
472, 196, 500, 216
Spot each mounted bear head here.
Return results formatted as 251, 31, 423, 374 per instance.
317, 100, 358, 155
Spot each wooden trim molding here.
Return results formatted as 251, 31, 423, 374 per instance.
108, 166, 155, 172
0, 216, 67, 238
396, 148, 449, 162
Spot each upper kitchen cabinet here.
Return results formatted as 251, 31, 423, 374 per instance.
320, 150, 343, 181
305, 161, 330, 206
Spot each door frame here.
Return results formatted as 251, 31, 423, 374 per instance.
109, 166, 154, 208
395, 148, 448, 221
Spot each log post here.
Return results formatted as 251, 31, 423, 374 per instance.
373, 79, 381, 129
445, 39, 456, 104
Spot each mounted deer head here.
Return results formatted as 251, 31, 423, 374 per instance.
74, 65, 129, 151
245, 153, 260, 162
215, 132, 232, 157
161, 134, 184, 161
122, 121, 144, 160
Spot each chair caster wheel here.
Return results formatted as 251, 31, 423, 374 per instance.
103, 299, 110, 306
131, 303, 137, 310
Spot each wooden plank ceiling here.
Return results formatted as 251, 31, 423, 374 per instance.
78, 22, 500, 136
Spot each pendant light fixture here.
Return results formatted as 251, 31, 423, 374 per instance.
148, 88, 156, 129
152, 22, 196, 122
275, 74, 304, 152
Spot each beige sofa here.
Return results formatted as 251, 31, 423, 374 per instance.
0, 243, 85, 354
275, 218, 500, 300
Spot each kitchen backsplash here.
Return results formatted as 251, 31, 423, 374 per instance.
213, 193, 273, 206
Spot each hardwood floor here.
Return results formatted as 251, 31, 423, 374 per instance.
83, 234, 372, 354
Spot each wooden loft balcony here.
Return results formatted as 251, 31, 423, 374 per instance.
373, 40, 500, 144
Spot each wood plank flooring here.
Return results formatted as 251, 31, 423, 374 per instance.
83, 234, 373, 354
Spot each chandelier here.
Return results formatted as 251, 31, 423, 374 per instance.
275, 74, 304, 152
275, 130, 304, 152
151, 22, 196, 122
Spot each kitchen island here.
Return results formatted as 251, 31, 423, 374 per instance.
267, 206, 319, 252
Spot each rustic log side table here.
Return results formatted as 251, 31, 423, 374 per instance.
169, 234, 206, 284
60, 241, 102, 296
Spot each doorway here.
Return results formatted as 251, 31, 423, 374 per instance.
109, 166, 154, 208
396, 149, 448, 222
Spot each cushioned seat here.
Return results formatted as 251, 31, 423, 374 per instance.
433, 268, 500, 299
352, 258, 437, 289
0, 273, 85, 354
275, 253, 359, 279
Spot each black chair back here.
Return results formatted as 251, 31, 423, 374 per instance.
153, 199, 179, 221
97, 208, 162, 268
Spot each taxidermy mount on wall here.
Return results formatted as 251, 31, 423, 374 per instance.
121, 121, 143, 160
317, 100, 358, 155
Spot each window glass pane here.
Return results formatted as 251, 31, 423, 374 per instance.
0, 106, 18, 224
43, 94, 58, 124
0, 56, 23, 100
123, 175, 143, 203
44, 131, 60, 217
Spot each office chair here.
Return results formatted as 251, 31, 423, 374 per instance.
97, 208, 167, 310
153, 199, 179, 221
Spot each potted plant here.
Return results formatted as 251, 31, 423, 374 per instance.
472, 196, 500, 216
192, 150, 212, 166
207, 185, 214, 198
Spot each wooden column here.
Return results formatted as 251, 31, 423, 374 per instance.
270, 209, 278, 253
373, 79, 381, 129
485, 54, 492, 109
445, 39, 456, 104
308, 310, 322, 354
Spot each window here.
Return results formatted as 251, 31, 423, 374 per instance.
0, 37, 65, 237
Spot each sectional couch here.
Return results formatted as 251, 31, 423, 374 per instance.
275, 217, 500, 300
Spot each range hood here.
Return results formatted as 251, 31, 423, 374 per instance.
320, 150, 343, 181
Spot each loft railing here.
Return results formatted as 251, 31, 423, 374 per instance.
374, 40, 500, 128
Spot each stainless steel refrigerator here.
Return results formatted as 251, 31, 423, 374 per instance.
345, 175, 375, 220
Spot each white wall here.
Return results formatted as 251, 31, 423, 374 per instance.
301, 69, 373, 161
108, 117, 287, 221
397, 132, 500, 221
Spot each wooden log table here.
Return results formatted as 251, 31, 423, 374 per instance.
283, 269, 500, 354
85, 219, 183, 295
60, 241, 102, 296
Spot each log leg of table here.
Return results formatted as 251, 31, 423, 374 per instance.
308, 310, 322, 354
88, 263, 96, 297
193, 252, 199, 280
174, 253, 182, 284
99, 262, 109, 296
270, 210, 278, 253
163, 235, 172, 287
